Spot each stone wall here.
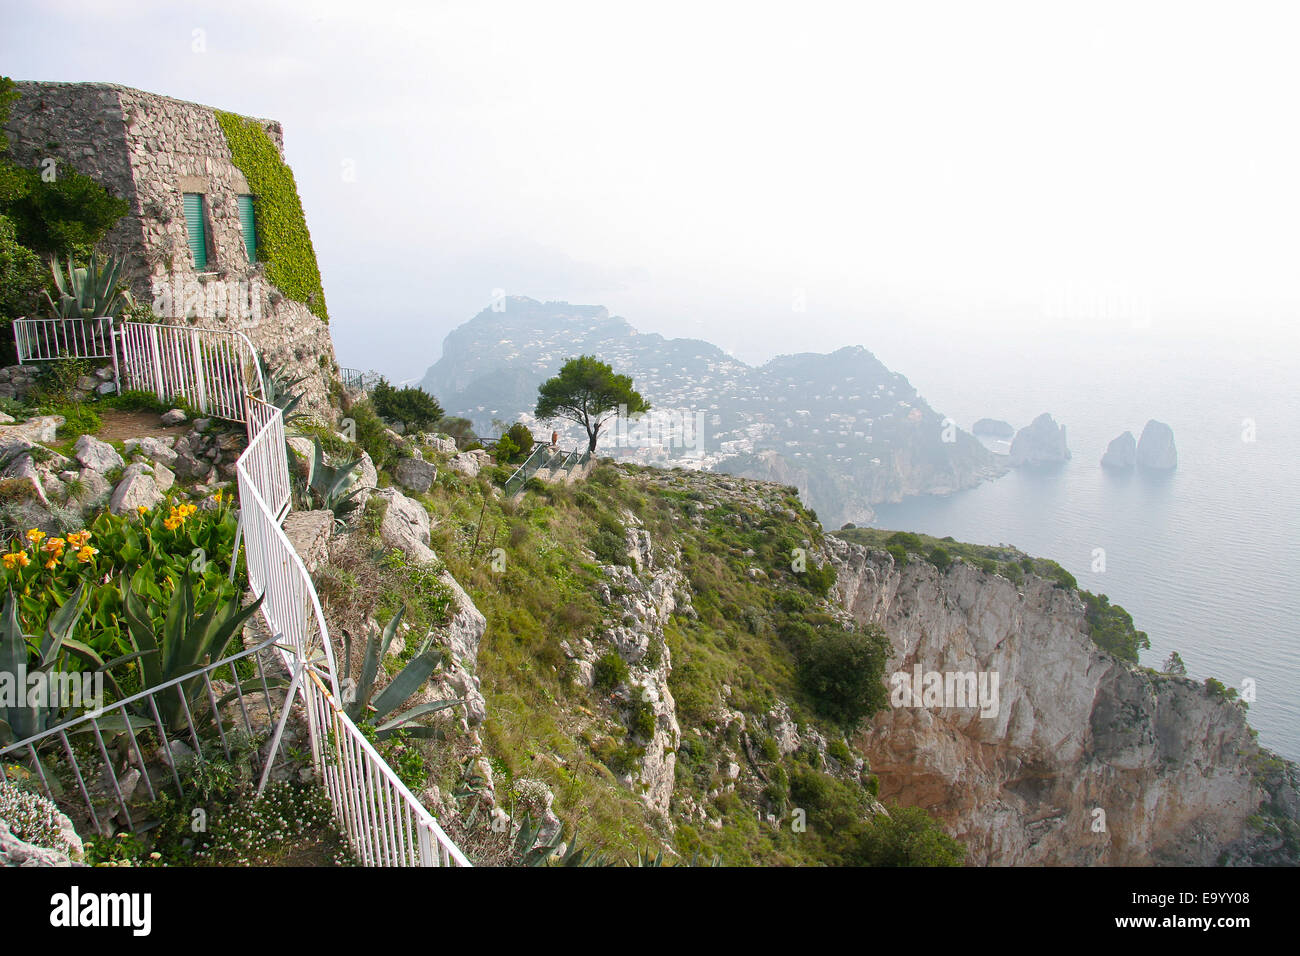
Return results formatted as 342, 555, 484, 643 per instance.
4, 81, 338, 417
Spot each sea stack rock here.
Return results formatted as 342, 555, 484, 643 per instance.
1101, 431, 1137, 469
973, 418, 1015, 439
1008, 413, 1070, 466
1136, 419, 1177, 470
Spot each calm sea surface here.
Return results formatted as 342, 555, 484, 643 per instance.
866, 322, 1300, 761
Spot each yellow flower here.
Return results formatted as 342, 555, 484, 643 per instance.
25, 528, 45, 544
2, 553, 20, 570
163, 517, 181, 531
75, 545, 98, 563
44, 558, 57, 570
67, 531, 91, 549
137, 505, 149, 516
43, 538, 65, 554
213, 489, 223, 503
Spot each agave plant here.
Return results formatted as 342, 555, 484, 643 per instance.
42, 250, 135, 320
0, 583, 97, 745
306, 437, 365, 518
119, 568, 264, 737
339, 608, 460, 739
260, 357, 309, 426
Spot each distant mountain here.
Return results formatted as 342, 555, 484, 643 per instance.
419, 297, 1005, 527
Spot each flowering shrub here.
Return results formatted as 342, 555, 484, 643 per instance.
0, 782, 80, 859
0, 490, 241, 666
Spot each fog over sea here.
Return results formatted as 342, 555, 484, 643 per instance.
855, 314, 1300, 761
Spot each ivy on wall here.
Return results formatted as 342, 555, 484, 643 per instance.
215, 110, 329, 322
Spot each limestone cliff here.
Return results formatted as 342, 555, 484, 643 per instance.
826, 536, 1298, 865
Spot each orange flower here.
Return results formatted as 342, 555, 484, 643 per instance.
75, 545, 98, 563
42, 537, 65, 554
3, 552, 29, 570
44, 558, 57, 570
66, 530, 92, 549
163, 516, 181, 531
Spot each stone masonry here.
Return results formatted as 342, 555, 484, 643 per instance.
3, 81, 338, 415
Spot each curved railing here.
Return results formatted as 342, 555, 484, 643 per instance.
235, 397, 469, 866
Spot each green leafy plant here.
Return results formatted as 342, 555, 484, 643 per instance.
304, 437, 364, 518
0, 583, 96, 745
261, 357, 309, 425
41, 249, 134, 319
339, 608, 461, 739
118, 570, 264, 736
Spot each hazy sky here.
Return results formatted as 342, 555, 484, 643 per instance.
4, 0, 1298, 382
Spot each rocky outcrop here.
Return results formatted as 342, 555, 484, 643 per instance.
1101, 431, 1137, 469
0, 415, 63, 448
282, 510, 335, 574
826, 536, 1296, 865
1137, 420, 1177, 470
972, 418, 1014, 439
374, 487, 436, 563
393, 456, 437, 494
1008, 413, 1070, 466
448, 450, 492, 478
73, 434, 124, 473
109, 463, 166, 514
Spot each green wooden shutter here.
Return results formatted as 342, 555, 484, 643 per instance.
237, 194, 257, 262
183, 193, 208, 270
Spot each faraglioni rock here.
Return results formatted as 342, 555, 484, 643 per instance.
1101, 431, 1137, 469
1008, 413, 1070, 466
972, 418, 1014, 439
1136, 419, 1177, 470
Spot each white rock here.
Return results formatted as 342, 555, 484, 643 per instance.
73, 434, 124, 473
110, 466, 164, 514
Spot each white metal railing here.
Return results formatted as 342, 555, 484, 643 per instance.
303, 669, 470, 866
235, 402, 470, 866
243, 396, 291, 520
118, 322, 265, 423
0, 636, 293, 836
235, 418, 336, 689
12, 317, 120, 392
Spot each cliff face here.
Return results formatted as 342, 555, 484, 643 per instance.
826, 536, 1296, 865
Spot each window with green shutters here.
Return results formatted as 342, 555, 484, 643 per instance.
182, 193, 209, 270
237, 194, 257, 262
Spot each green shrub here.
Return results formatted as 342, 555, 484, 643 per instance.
927, 546, 952, 572
592, 650, 629, 692
798, 624, 891, 727
370, 378, 444, 432
627, 694, 657, 740
1, 163, 129, 258
48, 403, 101, 439
103, 389, 168, 413
886, 531, 924, 553
887, 544, 908, 567
845, 805, 965, 866
346, 398, 396, 471
1080, 590, 1149, 663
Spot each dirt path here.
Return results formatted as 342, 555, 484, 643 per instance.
94, 408, 191, 443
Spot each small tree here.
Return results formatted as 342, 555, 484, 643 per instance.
1162, 651, 1187, 676
534, 355, 649, 453
371, 378, 444, 433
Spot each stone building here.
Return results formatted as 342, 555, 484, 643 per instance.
2, 80, 338, 413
